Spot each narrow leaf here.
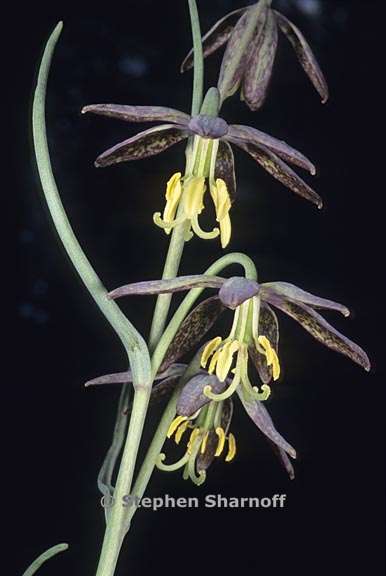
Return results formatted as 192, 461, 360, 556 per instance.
22, 543, 68, 576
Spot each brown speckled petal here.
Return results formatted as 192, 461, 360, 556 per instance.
215, 141, 237, 201
181, 8, 248, 72
218, 3, 268, 100
271, 300, 370, 371
228, 124, 316, 174
82, 104, 191, 125
237, 388, 296, 458
241, 8, 278, 111
161, 297, 226, 372
274, 10, 329, 103
94, 124, 188, 167
232, 139, 322, 208
249, 302, 279, 384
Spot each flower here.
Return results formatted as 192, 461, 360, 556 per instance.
108, 274, 371, 382
157, 368, 296, 485
82, 87, 322, 248
181, 0, 329, 110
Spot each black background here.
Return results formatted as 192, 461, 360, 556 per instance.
10, 1, 384, 575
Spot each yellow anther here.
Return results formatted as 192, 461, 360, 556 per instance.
187, 428, 201, 455
182, 176, 206, 219
200, 431, 210, 454
219, 212, 231, 249
201, 337, 222, 368
163, 172, 182, 226
216, 340, 240, 382
215, 427, 226, 457
211, 179, 231, 221
271, 349, 281, 381
167, 415, 187, 439
225, 433, 237, 462
175, 421, 189, 444
208, 346, 223, 375
257, 335, 281, 381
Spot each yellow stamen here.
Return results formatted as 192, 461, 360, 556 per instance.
200, 431, 210, 454
215, 427, 226, 457
201, 336, 222, 368
182, 176, 206, 218
225, 433, 237, 462
208, 346, 223, 375
258, 335, 281, 381
219, 213, 231, 248
167, 415, 187, 439
216, 340, 240, 382
163, 172, 182, 226
211, 179, 231, 221
187, 428, 201, 455
175, 421, 189, 444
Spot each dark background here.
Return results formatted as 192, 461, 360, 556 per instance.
10, 1, 384, 575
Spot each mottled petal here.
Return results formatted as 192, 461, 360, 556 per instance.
108, 275, 224, 300
215, 141, 237, 201
84, 363, 186, 387
242, 8, 278, 111
274, 10, 329, 103
94, 125, 188, 167
197, 399, 234, 471
237, 388, 296, 458
82, 104, 190, 125
271, 300, 370, 371
218, 3, 269, 100
261, 282, 350, 316
181, 8, 248, 72
218, 276, 260, 309
228, 124, 316, 174
232, 140, 322, 208
160, 297, 226, 372
249, 303, 279, 384
177, 372, 228, 416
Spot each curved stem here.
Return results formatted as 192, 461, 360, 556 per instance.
188, 0, 204, 116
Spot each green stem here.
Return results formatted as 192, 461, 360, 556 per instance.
148, 0, 204, 351
32, 22, 153, 576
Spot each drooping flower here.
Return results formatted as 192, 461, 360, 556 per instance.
108, 274, 371, 391
181, 0, 329, 110
82, 87, 321, 248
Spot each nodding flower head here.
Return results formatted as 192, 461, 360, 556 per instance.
157, 385, 235, 486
